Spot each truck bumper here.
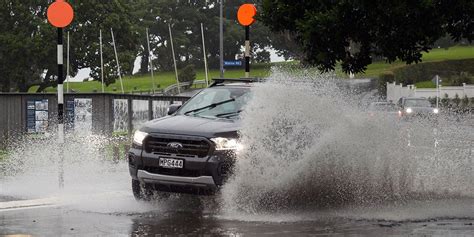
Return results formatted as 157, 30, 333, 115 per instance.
128, 148, 235, 195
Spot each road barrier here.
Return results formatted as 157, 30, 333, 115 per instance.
0, 93, 190, 145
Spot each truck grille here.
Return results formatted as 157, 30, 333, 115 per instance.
144, 135, 211, 158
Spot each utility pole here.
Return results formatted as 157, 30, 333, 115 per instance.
219, 0, 224, 78
100, 29, 105, 93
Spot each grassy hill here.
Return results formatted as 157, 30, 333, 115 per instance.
354, 46, 474, 78
28, 66, 272, 93
29, 46, 474, 93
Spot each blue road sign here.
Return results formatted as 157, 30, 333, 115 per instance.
224, 60, 243, 66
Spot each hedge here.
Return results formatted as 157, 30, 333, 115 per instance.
392, 59, 474, 85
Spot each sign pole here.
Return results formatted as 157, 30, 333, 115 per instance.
57, 27, 65, 188
436, 75, 440, 109
244, 26, 250, 78
47, 0, 74, 189
219, 0, 224, 78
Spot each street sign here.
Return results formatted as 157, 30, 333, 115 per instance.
224, 60, 243, 67
47, 0, 74, 28
431, 76, 442, 84
237, 4, 257, 26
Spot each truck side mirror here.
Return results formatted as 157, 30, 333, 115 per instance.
167, 104, 181, 115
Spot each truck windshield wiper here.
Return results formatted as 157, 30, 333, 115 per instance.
184, 98, 235, 115
215, 110, 243, 118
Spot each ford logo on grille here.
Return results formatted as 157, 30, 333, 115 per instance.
167, 142, 183, 149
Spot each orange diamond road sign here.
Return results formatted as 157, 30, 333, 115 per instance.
237, 4, 257, 26
47, 0, 74, 28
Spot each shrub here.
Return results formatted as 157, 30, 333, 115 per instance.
461, 95, 469, 108
178, 64, 196, 89
393, 59, 474, 85
447, 72, 473, 86
452, 94, 461, 107
441, 93, 450, 107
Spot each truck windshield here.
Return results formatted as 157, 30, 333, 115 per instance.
177, 87, 251, 119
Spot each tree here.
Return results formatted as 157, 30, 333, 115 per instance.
0, 1, 55, 92
261, 0, 474, 74
178, 64, 196, 89
0, 0, 140, 92
68, 0, 140, 86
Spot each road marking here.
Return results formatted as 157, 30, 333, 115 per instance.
0, 197, 59, 212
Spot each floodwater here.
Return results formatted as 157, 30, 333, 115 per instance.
1, 70, 473, 236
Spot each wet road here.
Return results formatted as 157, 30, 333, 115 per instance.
1, 194, 474, 236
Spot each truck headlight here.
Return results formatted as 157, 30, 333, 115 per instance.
211, 137, 242, 151
133, 130, 148, 145
433, 108, 439, 114
406, 108, 413, 114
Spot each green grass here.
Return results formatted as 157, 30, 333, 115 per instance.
415, 81, 437, 88
29, 46, 473, 93
355, 46, 474, 79
29, 67, 271, 93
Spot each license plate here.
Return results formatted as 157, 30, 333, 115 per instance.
159, 158, 184, 169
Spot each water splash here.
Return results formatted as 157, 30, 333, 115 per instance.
220, 69, 473, 215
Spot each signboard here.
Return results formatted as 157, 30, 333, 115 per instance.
66, 100, 75, 130
26, 100, 49, 133
431, 76, 442, 85
73, 99, 93, 131
224, 60, 243, 67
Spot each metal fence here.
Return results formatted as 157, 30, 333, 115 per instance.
0, 93, 190, 144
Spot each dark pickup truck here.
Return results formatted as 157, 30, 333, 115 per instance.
128, 78, 255, 200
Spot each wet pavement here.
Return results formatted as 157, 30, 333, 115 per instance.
1, 194, 474, 236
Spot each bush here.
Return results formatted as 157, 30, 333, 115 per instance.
452, 94, 461, 107
393, 59, 474, 85
461, 96, 469, 108
178, 64, 196, 89
377, 71, 395, 97
446, 72, 473, 86
441, 93, 450, 107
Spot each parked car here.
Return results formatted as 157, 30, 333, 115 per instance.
128, 78, 257, 200
397, 97, 439, 118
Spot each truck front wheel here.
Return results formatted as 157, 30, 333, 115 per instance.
132, 179, 170, 201
132, 179, 153, 201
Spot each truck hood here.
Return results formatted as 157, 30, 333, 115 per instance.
139, 115, 241, 138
